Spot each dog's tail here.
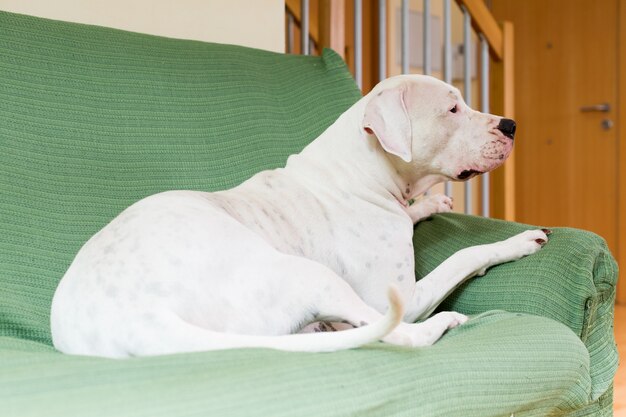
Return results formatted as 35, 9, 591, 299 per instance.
134, 285, 405, 357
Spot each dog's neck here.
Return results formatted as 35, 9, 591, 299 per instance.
285, 98, 442, 206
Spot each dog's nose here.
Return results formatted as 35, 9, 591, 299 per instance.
497, 118, 516, 139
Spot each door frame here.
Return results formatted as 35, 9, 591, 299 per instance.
618, 0, 626, 303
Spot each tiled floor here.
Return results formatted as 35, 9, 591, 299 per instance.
615, 303, 625, 416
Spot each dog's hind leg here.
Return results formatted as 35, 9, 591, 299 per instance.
296, 258, 467, 347
110, 255, 411, 357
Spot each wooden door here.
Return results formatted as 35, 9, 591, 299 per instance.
491, 1, 619, 261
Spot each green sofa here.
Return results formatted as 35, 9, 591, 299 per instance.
0, 10, 618, 417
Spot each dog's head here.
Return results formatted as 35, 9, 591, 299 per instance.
362, 74, 515, 182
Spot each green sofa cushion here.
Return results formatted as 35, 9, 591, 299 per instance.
0, 313, 591, 417
0, 10, 616, 417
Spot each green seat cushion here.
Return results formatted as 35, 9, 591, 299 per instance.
0, 312, 591, 417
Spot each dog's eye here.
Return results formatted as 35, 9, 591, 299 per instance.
449, 105, 458, 114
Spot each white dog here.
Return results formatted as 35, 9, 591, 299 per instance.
50, 75, 548, 358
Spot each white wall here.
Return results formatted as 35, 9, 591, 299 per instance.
0, 0, 285, 52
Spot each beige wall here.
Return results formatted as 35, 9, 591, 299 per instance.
0, 0, 285, 52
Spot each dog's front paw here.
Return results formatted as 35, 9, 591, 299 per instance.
426, 194, 453, 214
408, 194, 453, 223
500, 229, 551, 261
472, 229, 551, 277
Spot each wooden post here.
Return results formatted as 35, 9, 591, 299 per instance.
319, 0, 345, 58
489, 21, 515, 221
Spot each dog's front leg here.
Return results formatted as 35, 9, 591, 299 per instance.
404, 229, 550, 322
406, 194, 453, 224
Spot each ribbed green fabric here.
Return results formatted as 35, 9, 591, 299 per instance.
0, 313, 593, 417
0, 10, 617, 417
412, 213, 619, 404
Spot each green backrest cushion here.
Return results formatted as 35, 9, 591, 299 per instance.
0, 11, 361, 345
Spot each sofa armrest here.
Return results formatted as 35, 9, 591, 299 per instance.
412, 212, 618, 400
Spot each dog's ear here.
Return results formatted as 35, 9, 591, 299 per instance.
362, 85, 412, 163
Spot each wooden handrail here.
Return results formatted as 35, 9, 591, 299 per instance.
455, 0, 503, 60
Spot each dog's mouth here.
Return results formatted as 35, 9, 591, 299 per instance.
457, 169, 483, 181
